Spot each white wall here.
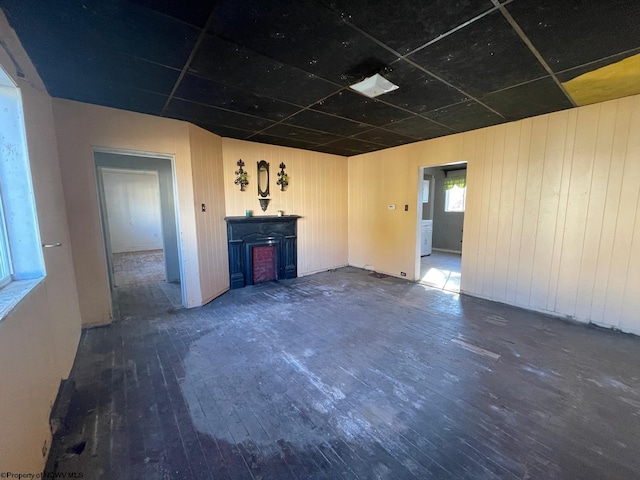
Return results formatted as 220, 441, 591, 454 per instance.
102, 168, 163, 253
0, 12, 82, 473
53, 100, 233, 322
52, 100, 202, 323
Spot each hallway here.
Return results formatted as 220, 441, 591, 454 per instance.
46, 268, 640, 479
112, 249, 182, 310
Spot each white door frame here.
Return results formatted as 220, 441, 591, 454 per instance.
92, 147, 186, 310
414, 161, 467, 283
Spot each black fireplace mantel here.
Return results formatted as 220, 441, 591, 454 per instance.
225, 215, 300, 288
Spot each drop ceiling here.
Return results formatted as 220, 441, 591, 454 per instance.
2, 0, 640, 156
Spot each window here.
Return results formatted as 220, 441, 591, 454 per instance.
445, 184, 466, 212
0, 64, 44, 317
0, 196, 12, 288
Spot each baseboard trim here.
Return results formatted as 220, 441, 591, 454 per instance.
432, 248, 462, 254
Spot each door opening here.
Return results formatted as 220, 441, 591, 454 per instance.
94, 151, 184, 317
415, 162, 467, 292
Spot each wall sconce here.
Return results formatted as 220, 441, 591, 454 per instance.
276, 162, 289, 191
234, 159, 248, 191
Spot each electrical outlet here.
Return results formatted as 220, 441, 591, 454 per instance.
400, 272, 406, 277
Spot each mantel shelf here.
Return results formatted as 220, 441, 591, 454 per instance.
225, 215, 301, 223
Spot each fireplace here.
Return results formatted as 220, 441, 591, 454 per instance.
225, 215, 300, 288
252, 245, 276, 283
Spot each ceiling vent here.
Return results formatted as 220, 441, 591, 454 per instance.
349, 73, 399, 98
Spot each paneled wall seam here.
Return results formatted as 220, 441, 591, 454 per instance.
603, 101, 632, 326
530, 116, 551, 307
505, 123, 522, 302
572, 104, 601, 317
588, 102, 618, 321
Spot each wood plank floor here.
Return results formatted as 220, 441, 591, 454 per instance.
112, 250, 165, 286
47, 267, 640, 479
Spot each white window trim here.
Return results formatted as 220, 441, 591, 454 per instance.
0, 192, 12, 288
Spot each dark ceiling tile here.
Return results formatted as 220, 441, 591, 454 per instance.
480, 77, 573, 121
261, 124, 342, 145
382, 61, 468, 113
556, 47, 640, 83
319, 0, 495, 54
283, 109, 371, 136
319, 137, 386, 155
128, 0, 217, 28
174, 74, 301, 122
97, 7, 199, 69
37, 55, 179, 99
209, 0, 398, 84
508, 0, 640, 72
353, 129, 416, 148
424, 100, 504, 132
2, 0, 199, 69
381, 115, 456, 140
311, 144, 357, 156
11, 0, 633, 154
409, 10, 547, 97
248, 134, 319, 151
311, 90, 412, 127
189, 34, 340, 106
165, 99, 274, 131
48, 77, 168, 117
194, 122, 254, 140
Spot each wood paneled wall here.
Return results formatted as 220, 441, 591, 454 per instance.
189, 125, 229, 302
222, 139, 348, 276
349, 94, 640, 335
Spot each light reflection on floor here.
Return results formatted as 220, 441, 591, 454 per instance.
419, 251, 461, 292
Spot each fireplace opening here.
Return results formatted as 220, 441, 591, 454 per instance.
225, 215, 299, 288
252, 245, 277, 284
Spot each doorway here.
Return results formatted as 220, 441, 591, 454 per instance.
94, 151, 184, 316
415, 162, 467, 292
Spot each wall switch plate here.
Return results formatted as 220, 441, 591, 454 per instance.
404, 204, 409, 211
201, 203, 206, 212
388, 204, 396, 210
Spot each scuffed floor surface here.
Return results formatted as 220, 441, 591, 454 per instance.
47, 267, 640, 479
112, 250, 165, 286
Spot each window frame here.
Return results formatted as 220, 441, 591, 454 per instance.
0, 64, 45, 319
0, 191, 12, 288
444, 184, 467, 213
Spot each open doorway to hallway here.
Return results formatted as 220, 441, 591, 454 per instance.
102, 168, 166, 284
95, 151, 184, 316
416, 162, 467, 292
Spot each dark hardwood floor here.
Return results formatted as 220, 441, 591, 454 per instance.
46, 267, 640, 479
